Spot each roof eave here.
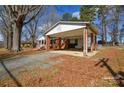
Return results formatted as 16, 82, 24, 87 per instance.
44, 21, 91, 35
86, 23, 98, 34
44, 21, 98, 35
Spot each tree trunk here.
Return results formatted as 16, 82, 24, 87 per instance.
104, 23, 107, 46
4, 36, 8, 49
101, 18, 105, 46
3, 33, 8, 49
8, 32, 11, 50
12, 22, 22, 52
115, 20, 118, 43
2, 31, 8, 49
31, 36, 35, 48
7, 31, 13, 50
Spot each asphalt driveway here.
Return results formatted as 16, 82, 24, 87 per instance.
0, 52, 62, 78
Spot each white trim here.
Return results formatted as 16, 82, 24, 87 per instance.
45, 21, 91, 34
86, 28, 88, 54
83, 28, 88, 55
46, 24, 86, 36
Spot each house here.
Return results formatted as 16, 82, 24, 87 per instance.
36, 36, 45, 49
44, 21, 98, 55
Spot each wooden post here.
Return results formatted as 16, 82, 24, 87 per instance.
83, 28, 88, 56
58, 37, 61, 49
90, 33, 93, 52
45, 35, 50, 50
94, 35, 97, 51
56, 37, 61, 49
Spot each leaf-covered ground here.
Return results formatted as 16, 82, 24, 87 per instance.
0, 47, 124, 87
0, 48, 45, 59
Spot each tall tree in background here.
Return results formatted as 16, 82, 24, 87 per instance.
110, 6, 121, 44
21, 28, 30, 42
62, 13, 72, 21
41, 6, 60, 33
0, 17, 9, 49
25, 18, 40, 48
0, 21, 10, 49
62, 12, 80, 21
120, 24, 124, 44
24, 7, 46, 48
49, 6, 60, 24
25, 19, 38, 48
108, 6, 124, 45
97, 5, 108, 46
71, 17, 79, 21
80, 5, 97, 22
1, 5, 44, 52
0, 7, 13, 50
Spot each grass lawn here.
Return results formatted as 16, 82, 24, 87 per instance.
0, 47, 124, 87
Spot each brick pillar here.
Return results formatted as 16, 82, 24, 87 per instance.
58, 37, 61, 49
90, 33, 94, 52
45, 35, 50, 50
55, 38, 58, 49
83, 28, 88, 55
56, 37, 61, 49
94, 35, 97, 51
64, 39, 68, 49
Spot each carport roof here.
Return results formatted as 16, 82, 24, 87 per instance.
45, 21, 98, 35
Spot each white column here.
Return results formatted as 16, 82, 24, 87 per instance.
83, 28, 88, 56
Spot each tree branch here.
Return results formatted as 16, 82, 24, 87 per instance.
23, 6, 43, 25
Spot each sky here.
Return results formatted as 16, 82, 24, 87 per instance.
0, 5, 121, 42
0, 5, 81, 41
0, 5, 113, 42
55, 5, 114, 41
23, 5, 81, 41
0, 32, 3, 41
56, 5, 80, 17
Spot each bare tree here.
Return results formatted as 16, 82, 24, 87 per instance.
21, 27, 30, 42
0, 26, 8, 48
108, 6, 123, 45
97, 6, 109, 46
25, 18, 39, 48
24, 6, 47, 48
1, 5, 44, 52
0, 19, 8, 48
0, 8, 13, 50
41, 6, 60, 33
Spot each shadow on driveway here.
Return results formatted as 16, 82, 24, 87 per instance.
0, 59, 22, 87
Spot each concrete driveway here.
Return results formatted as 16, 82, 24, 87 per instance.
0, 49, 98, 79
49, 50, 98, 57
0, 52, 62, 78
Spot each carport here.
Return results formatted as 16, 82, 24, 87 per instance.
45, 21, 97, 55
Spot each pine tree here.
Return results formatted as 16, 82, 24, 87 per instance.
80, 5, 96, 22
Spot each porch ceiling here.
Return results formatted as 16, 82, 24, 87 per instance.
49, 28, 84, 38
